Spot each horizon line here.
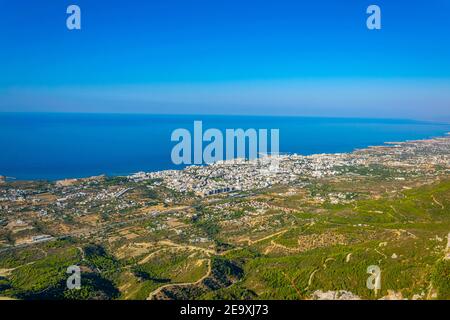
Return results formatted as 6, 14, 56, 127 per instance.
1, 111, 449, 125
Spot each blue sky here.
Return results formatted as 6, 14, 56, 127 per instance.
0, 0, 449, 120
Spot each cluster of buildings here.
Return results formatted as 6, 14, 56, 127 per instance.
127, 134, 450, 197
0, 188, 29, 202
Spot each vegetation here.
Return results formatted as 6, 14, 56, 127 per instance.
1, 170, 449, 300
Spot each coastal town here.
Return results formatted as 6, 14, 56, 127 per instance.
132, 133, 450, 196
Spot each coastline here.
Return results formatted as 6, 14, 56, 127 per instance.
2, 113, 450, 182
2, 131, 449, 184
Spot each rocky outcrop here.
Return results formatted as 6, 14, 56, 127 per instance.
311, 290, 361, 300
378, 290, 405, 300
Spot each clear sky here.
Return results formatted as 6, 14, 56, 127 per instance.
0, 0, 449, 120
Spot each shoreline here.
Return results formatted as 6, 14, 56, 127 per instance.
2, 131, 450, 183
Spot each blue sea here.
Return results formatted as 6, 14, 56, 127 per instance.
0, 113, 449, 180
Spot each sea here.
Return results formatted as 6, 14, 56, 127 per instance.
0, 113, 449, 181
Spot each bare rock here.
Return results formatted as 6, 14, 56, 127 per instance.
311, 290, 361, 300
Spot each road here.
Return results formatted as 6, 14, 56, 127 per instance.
147, 258, 212, 300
